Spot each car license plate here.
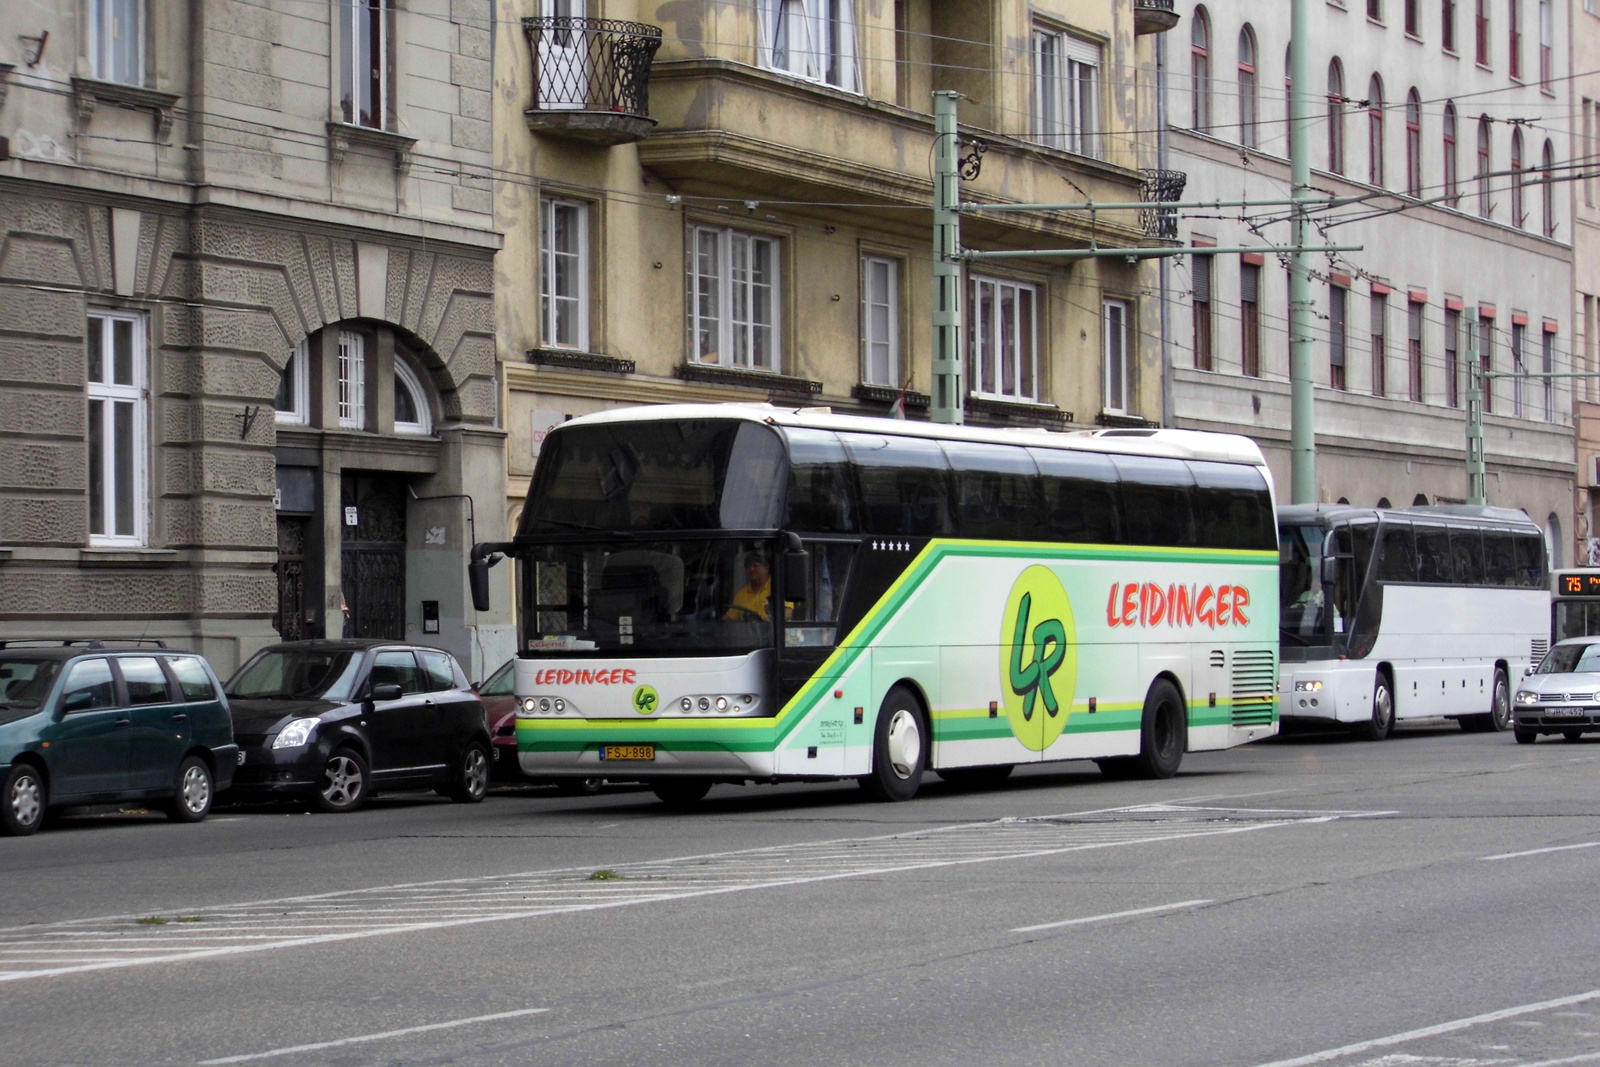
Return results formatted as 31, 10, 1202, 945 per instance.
601, 744, 655, 761
1546, 707, 1585, 718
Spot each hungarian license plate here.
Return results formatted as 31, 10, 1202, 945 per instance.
1545, 707, 1585, 718
601, 744, 655, 761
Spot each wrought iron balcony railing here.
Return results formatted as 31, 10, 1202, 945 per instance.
522, 17, 663, 146
1135, 0, 1181, 35
1140, 168, 1188, 239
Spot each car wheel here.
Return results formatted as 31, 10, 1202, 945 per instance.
165, 756, 213, 823
449, 742, 490, 804
1489, 669, 1512, 732
859, 685, 926, 802
312, 748, 370, 813
1129, 678, 1186, 779
1355, 675, 1394, 741
651, 779, 712, 807
1, 763, 46, 837
554, 777, 603, 796
1563, 729, 1585, 742
1514, 726, 1539, 745
938, 764, 1014, 788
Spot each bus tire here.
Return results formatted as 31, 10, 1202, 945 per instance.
1355, 675, 1394, 741
860, 686, 926, 802
1489, 669, 1512, 731
1129, 678, 1186, 780
651, 779, 712, 807
938, 764, 1013, 788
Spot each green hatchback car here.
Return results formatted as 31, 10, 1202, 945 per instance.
0, 641, 238, 836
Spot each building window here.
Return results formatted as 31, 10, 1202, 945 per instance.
1477, 115, 1493, 218
969, 275, 1040, 401
1241, 262, 1261, 378
1330, 284, 1348, 390
1371, 291, 1388, 396
1237, 26, 1258, 149
1542, 140, 1557, 237
1405, 90, 1423, 196
89, 0, 143, 85
393, 359, 432, 435
1192, 253, 1214, 371
540, 197, 589, 351
1542, 326, 1555, 420
338, 330, 366, 429
1406, 0, 1420, 34
1443, 0, 1457, 50
275, 340, 310, 425
86, 310, 147, 546
1479, 312, 1495, 414
1511, 320, 1527, 417
1508, 0, 1522, 79
1368, 0, 1383, 20
757, 0, 861, 92
689, 226, 781, 371
1191, 7, 1212, 130
1445, 306, 1461, 407
1539, 0, 1553, 88
1443, 102, 1459, 204
1408, 300, 1424, 401
1476, 0, 1490, 65
1511, 128, 1526, 228
1327, 59, 1346, 175
1368, 75, 1385, 186
860, 255, 901, 387
1031, 26, 1100, 158
1103, 298, 1130, 414
339, 0, 389, 129
1585, 101, 1596, 208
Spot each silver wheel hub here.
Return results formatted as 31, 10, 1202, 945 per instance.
9, 773, 41, 827
885, 708, 922, 779
322, 756, 362, 805
180, 764, 211, 813
464, 749, 488, 795
1374, 686, 1392, 728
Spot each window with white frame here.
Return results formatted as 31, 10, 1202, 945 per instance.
757, 0, 861, 93
339, 0, 389, 128
969, 276, 1040, 402
689, 226, 781, 371
86, 310, 148, 545
394, 359, 433, 435
274, 340, 310, 425
860, 256, 901, 387
337, 330, 366, 429
1103, 298, 1131, 414
1031, 25, 1100, 158
541, 198, 589, 351
89, 0, 143, 85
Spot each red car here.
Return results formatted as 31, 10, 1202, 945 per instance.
477, 659, 600, 794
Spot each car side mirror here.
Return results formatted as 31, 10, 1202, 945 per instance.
1524, 666, 1535, 677
61, 691, 93, 713
370, 682, 404, 702
471, 681, 481, 693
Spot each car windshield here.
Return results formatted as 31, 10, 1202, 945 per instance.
227, 649, 362, 700
1537, 643, 1600, 675
0, 658, 62, 710
479, 659, 516, 696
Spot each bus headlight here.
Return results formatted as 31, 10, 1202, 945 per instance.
1515, 690, 1539, 705
1294, 680, 1323, 692
521, 697, 537, 714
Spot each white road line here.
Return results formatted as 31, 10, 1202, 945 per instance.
1009, 899, 1212, 934
1519, 1054, 1600, 1067
1247, 987, 1600, 1067
1481, 842, 1600, 861
195, 1007, 551, 1065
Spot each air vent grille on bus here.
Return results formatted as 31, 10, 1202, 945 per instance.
1532, 638, 1549, 663
1209, 650, 1225, 669
1230, 648, 1277, 726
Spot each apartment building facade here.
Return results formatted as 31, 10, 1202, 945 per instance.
1572, 0, 1600, 564
0, 0, 510, 676
1160, 0, 1574, 559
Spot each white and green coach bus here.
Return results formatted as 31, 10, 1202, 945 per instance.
469, 404, 1280, 805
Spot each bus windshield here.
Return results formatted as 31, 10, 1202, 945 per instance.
1280, 524, 1331, 642
520, 420, 787, 535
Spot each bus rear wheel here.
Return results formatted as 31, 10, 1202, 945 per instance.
1129, 678, 1185, 779
651, 779, 712, 807
860, 686, 926, 802
1355, 675, 1394, 741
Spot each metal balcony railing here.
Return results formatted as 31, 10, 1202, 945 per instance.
1140, 168, 1188, 239
1135, 0, 1181, 35
521, 17, 663, 145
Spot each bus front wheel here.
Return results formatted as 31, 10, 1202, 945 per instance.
860, 686, 926, 802
1356, 676, 1394, 741
651, 779, 712, 807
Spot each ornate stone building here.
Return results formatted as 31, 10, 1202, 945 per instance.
0, 0, 509, 676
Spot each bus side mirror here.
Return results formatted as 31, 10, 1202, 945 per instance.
469, 549, 501, 613
1320, 556, 1340, 585
783, 550, 810, 602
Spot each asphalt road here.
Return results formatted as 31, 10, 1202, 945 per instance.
5, 722, 1600, 1067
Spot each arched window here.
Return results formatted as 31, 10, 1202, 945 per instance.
1367, 74, 1385, 186
1238, 25, 1258, 148
1542, 139, 1557, 237
1405, 89, 1422, 196
394, 359, 433, 435
1477, 115, 1493, 218
1191, 7, 1211, 130
1442, 102, 1459, 204
1510, 128, 1526, 228
1327, 59, 1345, 175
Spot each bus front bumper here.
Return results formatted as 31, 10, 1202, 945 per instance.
1279, 665, 1375, 725
519, 745, 777, 780
516, 717, 781, 780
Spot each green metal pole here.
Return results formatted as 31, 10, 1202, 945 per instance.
1288, 0, 1315, 503
1466, 311, 1486, 506
932, 91, 964, 425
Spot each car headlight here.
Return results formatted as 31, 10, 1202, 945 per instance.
1515, 690, 1540, 705
1294, 680, 1323, 692
272, 717, 320, 749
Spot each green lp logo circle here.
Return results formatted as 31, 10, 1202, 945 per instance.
632, 685, 659, 715
999, 564, 1078, 751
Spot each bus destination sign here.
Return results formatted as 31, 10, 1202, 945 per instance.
1559, 573, 1600, 597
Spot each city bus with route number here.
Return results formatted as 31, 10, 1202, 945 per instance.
1551, 569, 1600, 643
469, 404, 1281, 805
1278, 504, 1548, 738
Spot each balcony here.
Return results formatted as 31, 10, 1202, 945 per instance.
1140, 168, 1188, 240
521, 17, 663, 146
1135, 0, 1181, 35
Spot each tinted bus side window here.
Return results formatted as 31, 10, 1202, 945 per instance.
1450, 529, 1486, 584
1483, 531, 1517, 585
1376, 523, 1418, 582
1188, 460, 1275, 550
839, 433, 954, 536
1028, 448, 1121, 544
1514, 533, 1547, 587
941, 440, 1044, 540
783, 428, 858, 533
1112, 455, 1195, 547
1414, 526, 1452, 583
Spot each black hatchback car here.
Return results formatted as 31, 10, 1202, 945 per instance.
225, 640, 492, 813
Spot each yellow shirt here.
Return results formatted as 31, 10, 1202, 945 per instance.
727, 579, 773, 621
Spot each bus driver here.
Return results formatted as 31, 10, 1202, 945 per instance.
726, 551, 775, 621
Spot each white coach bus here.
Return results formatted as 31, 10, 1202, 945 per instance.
1278, 504, 1549, 738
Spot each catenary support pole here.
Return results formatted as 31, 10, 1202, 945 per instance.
1467, 312, 1486, 506
931, 91, 964, 425
1288, 0, 1315, 504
